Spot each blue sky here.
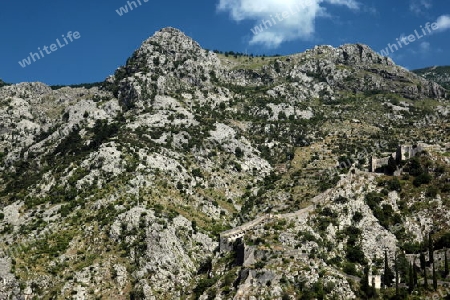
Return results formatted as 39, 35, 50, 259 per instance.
1, 0, 449, 85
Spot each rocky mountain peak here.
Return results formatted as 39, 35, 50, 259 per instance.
118, 26, 220, 76
110, 27, 223, 107
142, 27, 203, 54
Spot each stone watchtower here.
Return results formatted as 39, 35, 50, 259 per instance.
396, 144, 423, 162
370, 144, 425, 173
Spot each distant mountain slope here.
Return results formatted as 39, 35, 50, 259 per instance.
413, 66, 450, 89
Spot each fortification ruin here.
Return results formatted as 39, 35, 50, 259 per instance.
219, 214, 275, 252
370, 144, 425, 173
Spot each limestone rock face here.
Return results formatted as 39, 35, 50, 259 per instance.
0, 257, 21, 299
337, 44, 394, 66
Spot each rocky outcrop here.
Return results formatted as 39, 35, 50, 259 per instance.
298, 44, 448, 100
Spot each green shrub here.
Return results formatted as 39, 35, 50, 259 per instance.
364, 192, 383, 209
222, 272, 235, 287
59, 205, 72, 217
441, 183, 450, 193
235, 147, 244, 158
408, 157, 423, 176
1, 224, 13, 234
319, 207, 336, 218
352, 212, 363, 223
191, 168, 203, 178
435, 232, 450, 249
343, 262, 358, 276
413, 173, 431, 187
425, 186, 438, 198
193, 277, 218, 297
387, 178, 402, 192
334, 196, 348, 204
346, 246, 366, 264
232, 161, 242, 172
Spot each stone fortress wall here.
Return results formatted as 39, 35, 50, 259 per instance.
219, 214, 275, 252
370, 143, 425, 172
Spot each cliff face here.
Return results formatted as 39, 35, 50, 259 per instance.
0, 27, 449, 299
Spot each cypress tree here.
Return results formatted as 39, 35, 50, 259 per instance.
371, 280, 377, 298
429, 232, 434, 264
445, 248, 449, 277
383, 249, 394, 288
408, 263, 414, 294
424, 266, 428, 289
413, 260, 418, 287
395, 252, 399, 296
420, 251, 426, 271
384, 250, 389, 288
360, 265, 370, 298
433, 262, 437, 291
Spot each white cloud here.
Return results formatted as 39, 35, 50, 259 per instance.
435, 15, 450, 31
419, 41, 430, 52
326, 0, 359, 10
409, 0, 432, 14
363, 6, 378, 15
217, 0, 360, 48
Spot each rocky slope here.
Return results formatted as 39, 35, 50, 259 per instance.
414, 66, 450, 90
0, 27, 449, 299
